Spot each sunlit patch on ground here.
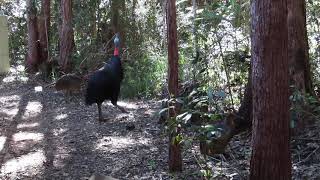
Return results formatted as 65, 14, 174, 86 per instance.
115, 113, 133, 120
17, 122, 40, 129
144, 109, 156, 116
0, 150, 46, 178
0, 95, 20, 117
53, 127, 67, 137
115, 101, 139, 109
0, 136, 7, 152
34, 86, 43, 92
55, 113, 68, 121
95, 136, 150, 153
53, 146, 71, 168
2, 65, 28, 83
13, 132, 44, 142
22, 101, 43, 119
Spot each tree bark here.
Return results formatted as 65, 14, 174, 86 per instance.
166, 0, 182, 172
108, 0, 126, 52
59, 0, 75, 72
200, 0, 314, 156
234, 67, 252, 133
250, 0, 291, 179
38, 0, 50, 64
200, 0, 315, 155
288, 0, 314, 95
288, 0, 315, 132
26, 0, 40, 72
167, 0, 179, 97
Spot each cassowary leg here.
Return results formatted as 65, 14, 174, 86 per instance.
97, 103, 103, 121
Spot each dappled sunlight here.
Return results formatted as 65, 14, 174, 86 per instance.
0, 136, 7, 152
95, 136, 150, 153
55, 113, 68, 121
116, 101, 139, 109
115, 112, 133, 120
0, 150, 46, 178
2, 65, 28, 83
22, 101, 43, 119
0, 95, 20, 117
13, 132, 44, 142
144, 109, 156, 116
2, 76, 15, 83
17, 122, 40, 129
34, 86, 43, 92
53, 145, 71, 168
53, 127, 67, 137
135, 0, 148, 16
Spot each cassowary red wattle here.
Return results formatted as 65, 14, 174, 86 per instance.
85, 33, 127, 121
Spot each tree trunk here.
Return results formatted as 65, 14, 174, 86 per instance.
199, 0, 315, 156
38, 0, 50, 64
250, 0, 291, 179
166, 0, 182, 172
108, 0, 126, 52
92, 0, 100, 39
59, 0, 74, 72
167, 1, 179, 97
26, 0, 40, 73
234, 66, 252, 133
288, 0, 315, 133
111, 0, 120, 34
288, 0, 314, 95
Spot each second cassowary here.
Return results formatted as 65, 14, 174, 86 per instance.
85, 34, 127, 121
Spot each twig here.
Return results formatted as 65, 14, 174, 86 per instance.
294, 146, 320, 165
293, 138, 320, 142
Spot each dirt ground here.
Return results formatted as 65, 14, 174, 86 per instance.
0, 66, 319, 180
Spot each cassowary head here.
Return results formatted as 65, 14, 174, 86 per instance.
114, 33, 120, 48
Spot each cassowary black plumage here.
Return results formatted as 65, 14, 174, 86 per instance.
85, 34, 127, 121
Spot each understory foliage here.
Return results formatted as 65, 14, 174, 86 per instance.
1, 0, 320, 178
2, 0, 319, 99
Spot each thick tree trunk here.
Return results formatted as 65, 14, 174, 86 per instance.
250, 0, 291, 179
166, 0, 182, 172
288, 0, 315, 132
288, 0, 313, 95
59, 0, 74, 72
26, 0, 40, 72
38, 0, 50, 64
200, 0, 315, 155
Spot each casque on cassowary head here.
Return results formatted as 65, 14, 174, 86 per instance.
85, 33, 127, 121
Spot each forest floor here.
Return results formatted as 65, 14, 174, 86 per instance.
0, 66, 319, 180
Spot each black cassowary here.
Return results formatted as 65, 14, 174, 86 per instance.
85, 33, 127, 121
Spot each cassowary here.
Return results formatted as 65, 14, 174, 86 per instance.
85, 33, 127, 121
